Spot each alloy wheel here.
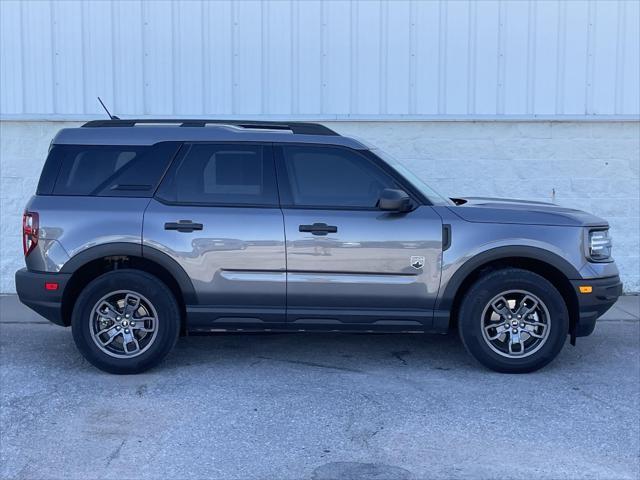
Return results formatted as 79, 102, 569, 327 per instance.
480, 290, 551, 358
89, 290, 159, 359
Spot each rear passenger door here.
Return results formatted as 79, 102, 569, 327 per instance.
143, 143, 287, 328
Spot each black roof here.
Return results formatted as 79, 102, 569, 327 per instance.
55, 119, 367, 148
82, 119, 339, 136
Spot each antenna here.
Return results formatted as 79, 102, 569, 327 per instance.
97, 97, 119, 120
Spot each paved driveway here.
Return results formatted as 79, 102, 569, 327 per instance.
1, 295, 638, 480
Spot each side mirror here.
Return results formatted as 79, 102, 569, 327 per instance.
378, 188, 412, 212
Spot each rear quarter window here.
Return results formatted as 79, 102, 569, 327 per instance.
41, 142, 179, 197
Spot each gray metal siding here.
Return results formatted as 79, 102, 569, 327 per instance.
1, 0, 638, 119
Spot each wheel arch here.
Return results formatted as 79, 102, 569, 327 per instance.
60, 243, 196, 327
438, 246, 580, 333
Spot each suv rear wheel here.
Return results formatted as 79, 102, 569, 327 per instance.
458, 268, 569, 373
71, 270, 180, 374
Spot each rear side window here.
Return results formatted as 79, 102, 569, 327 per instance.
156, 143, 278, 206
43, 142, 179, 197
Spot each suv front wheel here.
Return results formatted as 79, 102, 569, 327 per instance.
458, 268, 569, 373
71, 270, 181, 374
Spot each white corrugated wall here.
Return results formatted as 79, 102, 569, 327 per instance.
0, 1, 639, 293
1, 0, 639, 119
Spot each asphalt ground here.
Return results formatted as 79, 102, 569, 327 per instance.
1, 295, 638, 480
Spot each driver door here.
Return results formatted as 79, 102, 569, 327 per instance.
275, 144, 442, 330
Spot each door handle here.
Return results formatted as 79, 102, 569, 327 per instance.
299, 223, 338, 236
164, 220, 204, 233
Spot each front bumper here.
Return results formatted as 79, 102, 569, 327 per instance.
15, 268, 71, 326
571, 275, 623, 337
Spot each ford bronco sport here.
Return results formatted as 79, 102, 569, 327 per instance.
16, 120, 622, 374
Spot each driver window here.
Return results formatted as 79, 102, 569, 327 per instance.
282, 145, 398, 208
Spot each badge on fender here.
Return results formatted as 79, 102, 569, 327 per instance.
410, 256, 425, 269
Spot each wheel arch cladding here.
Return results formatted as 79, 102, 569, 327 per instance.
60, 243, 196, 326
442, 246, 579, 334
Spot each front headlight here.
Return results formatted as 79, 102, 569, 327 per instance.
588, 229, 612, 261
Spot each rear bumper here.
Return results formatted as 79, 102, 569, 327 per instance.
571, 275, 622, 337
15, 268, 71, 326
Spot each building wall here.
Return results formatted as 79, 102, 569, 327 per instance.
1, 1, 639, 293
1, 0, 639, 119
1, 120, 638, 293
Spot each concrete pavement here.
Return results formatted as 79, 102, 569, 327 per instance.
1, 295, 638, 480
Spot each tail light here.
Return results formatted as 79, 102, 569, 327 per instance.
22, 211, 39, 256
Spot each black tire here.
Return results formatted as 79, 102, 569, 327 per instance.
71, 269, 180, 374
458, 268, 569, 373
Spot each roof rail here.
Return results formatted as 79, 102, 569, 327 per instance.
81, 119, 339, 136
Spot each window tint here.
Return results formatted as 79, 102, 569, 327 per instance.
156, 144, 278, 206
282, 146, 398, 208
50, 143, 178, 196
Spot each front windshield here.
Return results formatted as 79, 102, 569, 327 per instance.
373, 148, 454, 206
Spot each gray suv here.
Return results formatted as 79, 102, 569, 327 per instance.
15, 120, 622, 374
